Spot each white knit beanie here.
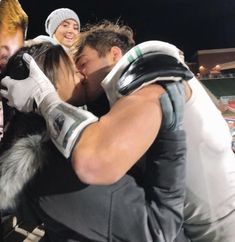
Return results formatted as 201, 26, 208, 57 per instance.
45, 8, 80, 37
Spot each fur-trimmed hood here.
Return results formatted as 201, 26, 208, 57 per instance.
0, 134, 44, 210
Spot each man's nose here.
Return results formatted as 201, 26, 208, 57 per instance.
75, 66, 86, 79
76, 71, 87, 83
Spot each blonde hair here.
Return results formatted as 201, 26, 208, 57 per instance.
0, 0, 28, 36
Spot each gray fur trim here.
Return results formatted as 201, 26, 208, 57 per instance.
0, 134, 43, 210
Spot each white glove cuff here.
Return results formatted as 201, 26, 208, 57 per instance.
39, 92, 62, 115
44, 101, 98, 158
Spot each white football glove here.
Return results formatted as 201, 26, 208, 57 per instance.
0, 53, 57, 113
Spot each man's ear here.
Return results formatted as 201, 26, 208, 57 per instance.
110, 46, 122, 63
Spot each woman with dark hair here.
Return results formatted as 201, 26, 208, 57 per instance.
0, 42, 97, 241
0, 41, 188, 241
0, 42, 86, 240
0, 42, 83, 153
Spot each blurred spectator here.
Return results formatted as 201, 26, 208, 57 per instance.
0, 0, 28, 140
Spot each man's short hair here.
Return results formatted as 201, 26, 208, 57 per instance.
73, 20, 135, 62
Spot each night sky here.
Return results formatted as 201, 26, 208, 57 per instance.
20, 0, 235, 62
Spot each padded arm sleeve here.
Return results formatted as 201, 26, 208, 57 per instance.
40, 93, 98, 158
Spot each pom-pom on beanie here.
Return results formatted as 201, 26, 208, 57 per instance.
45, 8, 80, 37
